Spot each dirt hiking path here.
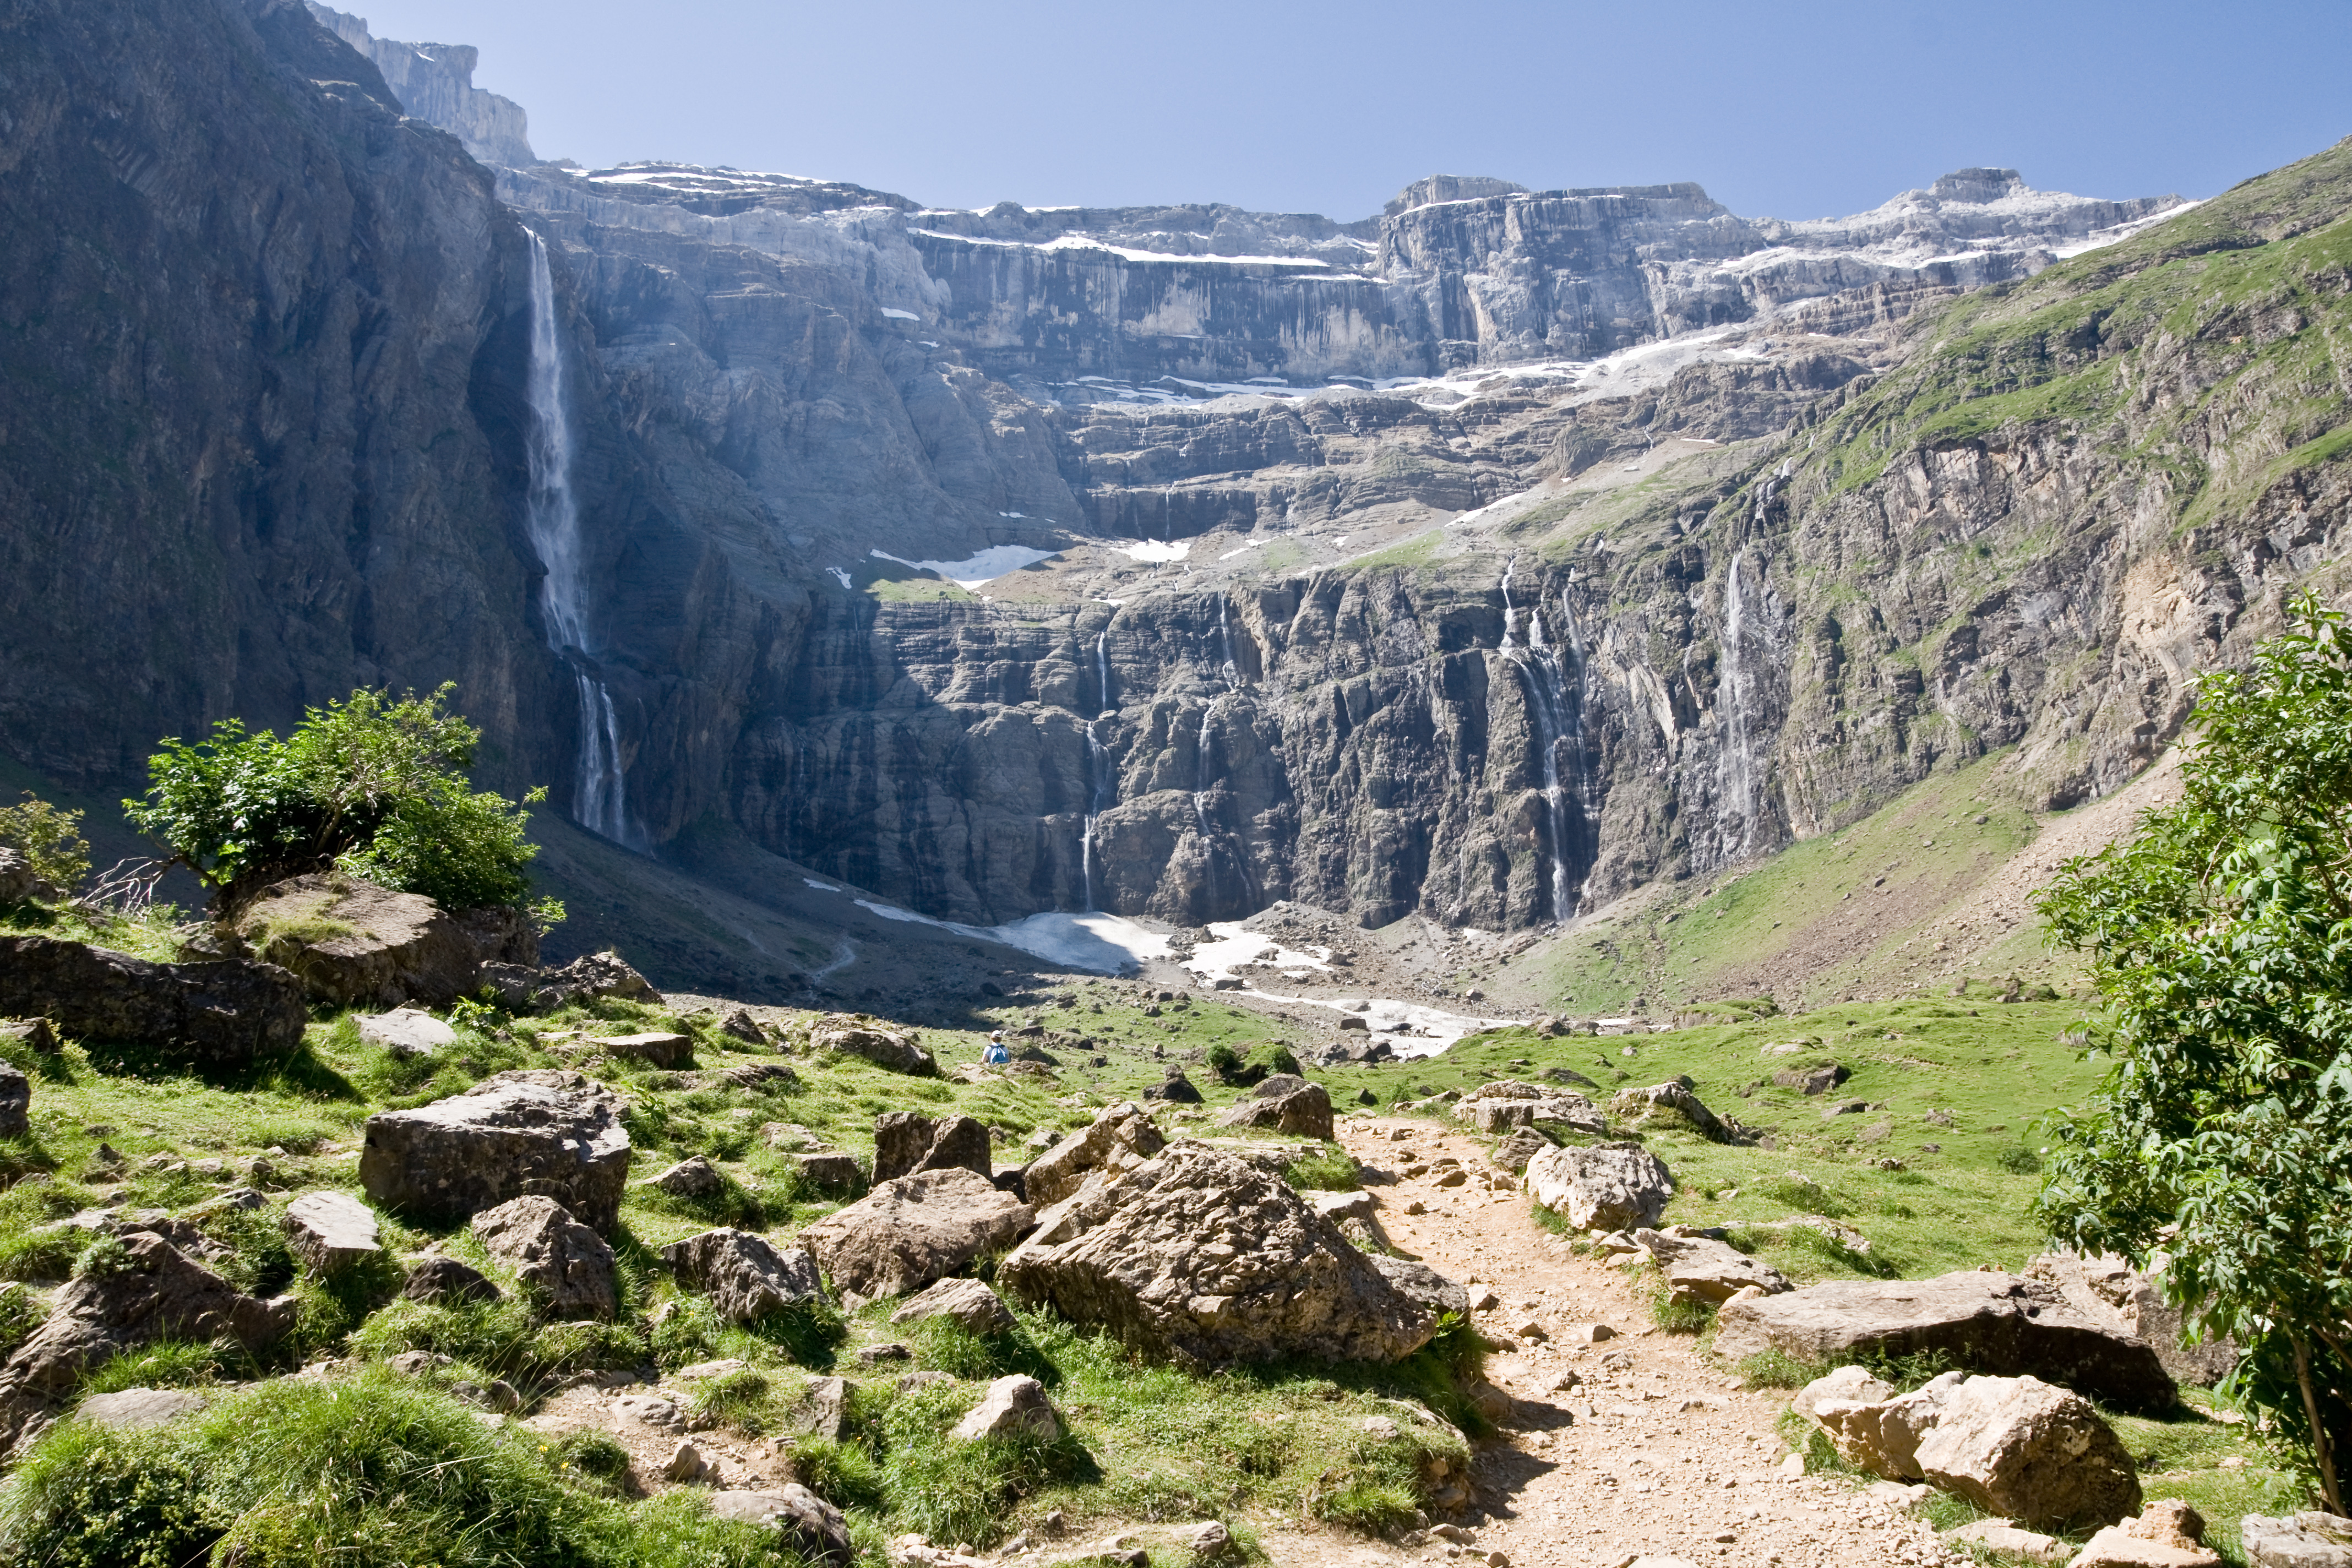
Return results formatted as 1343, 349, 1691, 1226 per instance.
1255, 1117, 1970, 1568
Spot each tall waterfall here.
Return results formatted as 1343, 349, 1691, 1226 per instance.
1093, 629, 1113, 715
1500, 557, 1578, 921
1080, 719, 1114, 911
523, 230, 639, 850
1215, 596, 1240, 689
1717, 547, 1760, 859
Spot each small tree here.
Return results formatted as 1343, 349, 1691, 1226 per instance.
0, 792, 90, 894
124, 685, 560, 924
2036, 595, 2351, 1513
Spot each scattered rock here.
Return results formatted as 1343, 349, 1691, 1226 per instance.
227, 874, 535, 1008
890, 1276, 1018, 1336
1810, 1369, 1965, 1480
707, 1485, 853, 1566
1633, 1227, 1791, 1302
873, 1112, 993, 1184
665, 1439, 709, 1482
793, 1152, 864, 1194
1455, 1080, 1606, 1135
471, 1196, 618, 1321
999, 1142, 1432, 1369
2070, 1500, 2222, 1567
594, 1032, 692, 1068
798, 1168, 1033, 1308
401, 1255, 502, 1305
0, 1233, 294, 1447
2239, 1511, 2352, 1567
812, 1015, 934, 1075
1213, 1074, 1335, 1141
645, 1156, 727, 1200
2026, 1253, 2238, 1388
658, 1229, 826, 1324
1185, 1520, 1234, 1561
796, 1375, 850, 1439
1489, 1129, 1551, 1171
514, 951, 663, 1010
1771, 1062, 1849, 1096
1145, 1069, 1203, 1103
356, 1008, 457, 1058
0, 1060, 27, 1138
282, 1190, 385, 1275
1610, 1080, 1752, 1143
358, 1070, 632, 1234
1944, 1520, 2069, 1562
1022, 1102, 1166, 1208
950, 1374, 1064, 1441
75, 1386, 210, 1431
1791, 1364, 1894, 1421
1525, 1143, 1675, 1232
715, 1008, 767, 1046
1712, 1270, 2177, 1412
0, 935, 307, 1063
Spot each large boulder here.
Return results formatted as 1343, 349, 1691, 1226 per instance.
797, 1168, 1033, 1308
706, 1485, 853, 1566
0, 1233, 294, 1447
480, 951, 662, 1011
1634, 1227, 1791, 1302
358, 1070, 631, 1234
1455, 1080, 1605, 1135
1610, 1080, 1749, 1143
812, 1015, 934, 1075
2240, 1512, 2352, 1567
660, 1228, 827, 1323
890, 1276, 1017, 1336
1022, 1102, 1166, 1208
950, 1374, 1063, 1441
1215, 1074, 1334, 1140
228, 873, 535, 1008
282, 1191, 384, 1275
1525, 1142, 1674, 1232
0, 935, 307, 1063
997, 1142, 1433, 1369
1810, 1368, 1965, 1479
873, 1112, 993, 1184
471, 1196, 617, 1320
1712, 1270, 2177, 1412
1914, 1374, 2142, 1530
2025, 1253, 2237, 1387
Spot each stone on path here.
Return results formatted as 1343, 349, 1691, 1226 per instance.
1455, 1080, 1605, 1135
359, 1070, 631, 1234
1915, 1374, 2142, 1529
797, 1168, 1032, 1308
282, 1190, 384, 1274
1945, 1521, 2069, 1562
1634, 1226, 1790, 1302
471, 1195, 618, 1321
1525, 1142, 1674, 1232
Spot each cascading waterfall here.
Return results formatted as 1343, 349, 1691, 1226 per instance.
523, 230, 639, 850
1499, 556, 1577, 921
1717, 547, 1760, 859
1080, 720, 1114, 911
1094, 629, 1113, 715
1215, 596, 1240, 689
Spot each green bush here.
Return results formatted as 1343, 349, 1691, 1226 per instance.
1249, 1045, 1302, 1079
787, 1435, 888, 1511
1280, 1146, 1363, 1192
124, 684, 560, 921
0, 1421, 220, 1567
0, 792, 90, 895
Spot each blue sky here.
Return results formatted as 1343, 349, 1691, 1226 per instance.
349, 0, 2350, 220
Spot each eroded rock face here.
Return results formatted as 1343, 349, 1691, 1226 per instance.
797, 1168, 1033, 1308
1525, 1142, 1674, 1232
230, 874, 535, 1008
0, 1233, 294, 1447
660, 1228, 826, 1324
1022, 1102, 1166, 1208
2025, 1252, 2237, 1388
471, 1196, 617, 1320
0, 936, 307, 1063
359, 1072, 631, 1234
997, 1141, 1431, 1368
1214, 1075, 1334, 1140
873, 1112, 993, 1184
1712, 1270, 2176, 1412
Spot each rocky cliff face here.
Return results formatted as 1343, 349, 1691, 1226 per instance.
303, 2, 537, 167
2, 2, 2344, 978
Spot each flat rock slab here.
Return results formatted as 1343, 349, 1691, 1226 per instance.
359, 1071, 631, 1233
1945, 1521, 2068, 1562
356, 1008, 457, 1058
0, 935, 307, 1063
1634, 1226, 1790, 1302
1712, 1270, 2177, 1412
799, 1168, 1032, 1308
2240, 1512, 2352, 1568
283, 1190, 384, 1274
76, 1386, 210, 1430
998, 1141, 1431, 1369
596, 1032, 691, 1068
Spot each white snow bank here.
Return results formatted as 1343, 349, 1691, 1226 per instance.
1183, 921, 1521, 1060
803, 878, 842, 892
851, 900, 1168, 973
871, 545, 1058, 587
826, 567, 852, 589
879, 307, 919, 320
1116, 540, 1191, 563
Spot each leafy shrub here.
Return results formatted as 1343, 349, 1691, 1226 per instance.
0, 1422, 220, 1567
1736, 1348, 1827, 1389
1280, 1146, 1363, 1192
0, 792, 90, 894
787, 1435, 887, 1511
1995, 1144, 2044, 1174
1248, 1045, 1302, 1079
124, 684, 559, 921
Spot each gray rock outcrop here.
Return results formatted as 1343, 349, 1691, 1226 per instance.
705, 1485, 854, 1566
950, 1374, 1063, 1441
282, 1190, 384, 1274
0, 1060, 27, 1138
645, 1155, 727, 1199
998, 1142, 1432, 1368
2241, 1511, 2352, 1567
471, 1195, 617, 1320
1022, 1101, 1166, 1208
890, 1276, 1018, 1336
797, 1168, 1033, 1308
1215, 1075, 1334, 1140
75, 1386, 210, 1431
401, 1255, 502, 1305
1713, 1270, 2177, 1412
873, 1112, 993, 1183
358, 1071, 631, 1233
0, 937, 306, 1063
0, 1233, 294, 1447
1525, 1142, 1674, 1232
814, 1016, 935, 1075
660, 1228, 827, 1324
229, 874, 535, 1008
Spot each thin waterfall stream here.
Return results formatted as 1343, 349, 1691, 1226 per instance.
1717, 547, 1760, 859
524, 231, 639, 849
1500, 556, 1578, 921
